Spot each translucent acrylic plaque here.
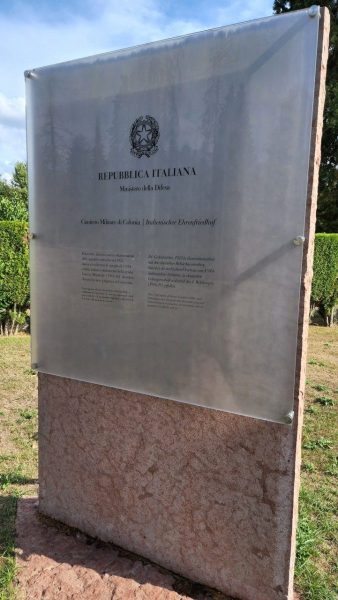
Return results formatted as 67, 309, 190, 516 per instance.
26, 8, 320, 423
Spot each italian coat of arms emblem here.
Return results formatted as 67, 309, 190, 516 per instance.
129, 115, 160, 158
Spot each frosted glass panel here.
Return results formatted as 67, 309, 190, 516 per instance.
26, 9, 319, 423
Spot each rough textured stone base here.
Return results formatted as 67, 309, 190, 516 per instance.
39, 374, 296, 600
15, 498, 233, 600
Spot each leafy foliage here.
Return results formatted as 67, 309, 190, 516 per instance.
311, 233, 338, 324
0, 222, 30, 334
273, 1, 338, 232
12, 162, 28, 191
0, 163, 28, 222
314, 395, 335, 405
303, 437, 333, 449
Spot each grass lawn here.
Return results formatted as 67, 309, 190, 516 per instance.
0, 328, 337, 600
0, 336, 38, 599
296, 326, 338, 600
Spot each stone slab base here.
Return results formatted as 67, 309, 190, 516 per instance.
39, 374, 298, 600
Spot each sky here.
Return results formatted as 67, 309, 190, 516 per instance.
0, 0, 274, 181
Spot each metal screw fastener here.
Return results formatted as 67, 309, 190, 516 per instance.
284, 411, 294, 425
28, 232, 36, 240
24, 70, 36, 79
293, 235, 305, 246
308, 5, 320, 18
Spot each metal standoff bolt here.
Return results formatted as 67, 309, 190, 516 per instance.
31, 363, 38, 370
308, 5, 320, 18
284, 411, 294, 425
29, 232, 36, 240
25, 70, 36, 79
293, 235, 305, 246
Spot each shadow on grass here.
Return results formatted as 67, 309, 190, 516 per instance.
0, 475, 37, 597
15, 498, 234, 600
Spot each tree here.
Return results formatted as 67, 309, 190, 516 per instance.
0, 162, 28, 221
12, 161, 28, 192
311, 233, 338, 325
0, 222, 30, 335
273, 1, 338, 232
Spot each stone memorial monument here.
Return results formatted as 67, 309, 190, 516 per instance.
26, 6, 329, 600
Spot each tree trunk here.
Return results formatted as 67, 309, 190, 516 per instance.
328, 306, 334, 327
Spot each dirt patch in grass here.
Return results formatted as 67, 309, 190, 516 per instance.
15, 498, 234, 600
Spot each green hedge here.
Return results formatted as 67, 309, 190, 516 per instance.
0, 221, 30, 334
312, 233, 338, 326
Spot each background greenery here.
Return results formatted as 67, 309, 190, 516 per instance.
311, 233, 338, 325
0, 222, 29, 335
273, 0, 338, 233
0, 164, 28, 223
